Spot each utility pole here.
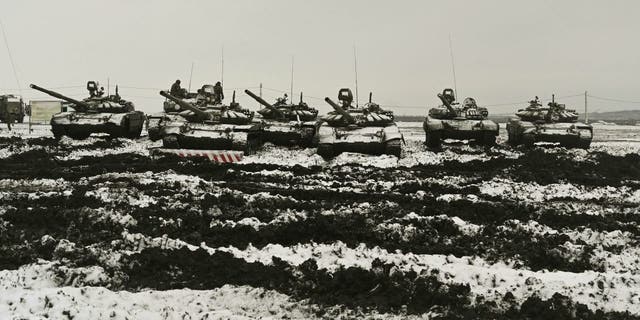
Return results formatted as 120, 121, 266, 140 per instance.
584, 91, 589, 123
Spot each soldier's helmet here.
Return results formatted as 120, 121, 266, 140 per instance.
463, 97, 477, 108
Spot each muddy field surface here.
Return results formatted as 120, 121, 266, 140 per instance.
1, 123, 640, 319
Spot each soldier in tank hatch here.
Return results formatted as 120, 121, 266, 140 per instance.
170, 79, 186, 98
213, 81, 224, 104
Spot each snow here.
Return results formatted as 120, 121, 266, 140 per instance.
114, 235, 640, 315
0, 262, 428, 320
479, 178, 638, 204
2, 122, 640, 318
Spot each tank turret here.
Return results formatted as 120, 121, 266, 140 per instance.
30, 84, 91, 111
244, 90, 285, 119
160, 90, 215, 121
324, 97, 356, 124
515, 95, 580, 123
242, 89, 319, 147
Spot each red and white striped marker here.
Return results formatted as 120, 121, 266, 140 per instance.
152, 148, 243, 163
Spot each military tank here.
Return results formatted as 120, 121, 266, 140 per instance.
506, 95, 593, 148
30, 82, 145, 139
316, 88, 403, 158
423, 88, 499, 148
244, 90, 320, 147
152, 88, 261, 153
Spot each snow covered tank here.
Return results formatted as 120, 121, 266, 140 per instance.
317, 88, 403, 158
30, 82, 145, 139
506, 95, 593, 148
153, 89, 261, 153
0, 94, 26, 126
244, 90, 320, 147
423, 88, 499, 148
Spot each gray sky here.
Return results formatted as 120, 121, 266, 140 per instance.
1, 0, 639, 115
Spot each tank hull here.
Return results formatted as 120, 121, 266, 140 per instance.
160, 121, 263, 154
259, 119, 320, 147
316, 123, 403, 158
506, 118, 593, 148
146, 113, 184, 141
50, 111, 146, 139
423, 117, 499, 147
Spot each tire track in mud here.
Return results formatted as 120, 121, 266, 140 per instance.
102, 247, 639, 319
2, 168, 637, 274
2, 136, 640, 318
1, 136, 640, 185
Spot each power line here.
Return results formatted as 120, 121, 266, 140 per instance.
0, 18, 21, 94
587, 95, 640, 104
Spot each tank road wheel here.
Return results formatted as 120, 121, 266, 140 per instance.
163, 135, 180, 148
317, 144, 334, 159
507, 131, 518, 146
521, 134, 535, 147
575, 137, 591, 149
481, 131, 497, 146
425, 131, 442, 149
68, 131, 90, 140
127, 125, 143, 139
52, 127, 65, 140
245, 135, 262, 155
385, 140, 401, 158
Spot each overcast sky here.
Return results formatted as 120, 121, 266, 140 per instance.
1, 0, 639, 115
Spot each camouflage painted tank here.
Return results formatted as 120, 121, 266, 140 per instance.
244, 90, 320, 147
317, 88, 403, 158
423, 88, 499, 148
151, 88, 261, 152
147, 84, 249, 140
30, 82, 145, 139
506, 95, 593, 148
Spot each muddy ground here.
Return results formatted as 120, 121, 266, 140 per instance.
1, 124, 640, 319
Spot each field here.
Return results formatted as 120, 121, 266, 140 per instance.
1, 122, 640, 319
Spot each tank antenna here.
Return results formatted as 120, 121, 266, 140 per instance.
353, 46, 359, 107
584, 91, 589, 123
448, 33, 458, 101
221, 46, 224, 86
0, 18, 21, 95
188, 62, 194, 92
290, 55, 294, 102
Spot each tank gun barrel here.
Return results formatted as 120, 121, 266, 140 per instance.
244, 89, 284, 118
30, 84, 89, 110
324, 97, 355, 124
159, 90, 213, 121
437, 93, 457, 115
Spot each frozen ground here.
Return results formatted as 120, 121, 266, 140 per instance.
0, 122, 639, 319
